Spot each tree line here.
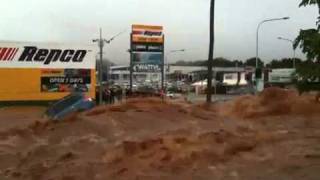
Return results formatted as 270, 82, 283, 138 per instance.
173, 57, 303, 69
293, 0, 320, 97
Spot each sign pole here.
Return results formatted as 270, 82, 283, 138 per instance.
161, 35, 165, 90
99, 28, 104, 105
129, 33, 133, 92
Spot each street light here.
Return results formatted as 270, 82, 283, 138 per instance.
93, 28, 108, 105
255, 17, 289, 92
169, 49, 186, 53
277, 37, 296, 69
165, 49, 186, 83
256, 17, 290, 68
166, 49, 186, 68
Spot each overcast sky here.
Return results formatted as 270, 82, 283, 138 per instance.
0, 0, 318, 64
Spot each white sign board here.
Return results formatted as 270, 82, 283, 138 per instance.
0, 41, 96, 69
223, 72, 248, 86
269, 69, 295, 83
223, 73, 238, 86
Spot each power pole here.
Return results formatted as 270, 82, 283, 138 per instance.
93, 28, 106, 105
207, 0, 215, 103
93, 28, 107, 105
93, 28, 127, 105
99, 28, 104, 105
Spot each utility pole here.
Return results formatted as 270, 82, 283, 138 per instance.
256, 17, 289, 68
161, 35, 165, 91
93, 28, 126, 105
207, 0, 215, 103
93, 28, 105, 105
99, 29, 104, 105
165, 49, 186, 85
278, 37, 296, 69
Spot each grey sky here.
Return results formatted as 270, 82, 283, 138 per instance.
0, 0, 318, 64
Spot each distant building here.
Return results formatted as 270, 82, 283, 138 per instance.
109, 65, 248, 85
109, 65, 161, 85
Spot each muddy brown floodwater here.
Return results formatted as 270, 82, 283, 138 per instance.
0, 87, 320, 180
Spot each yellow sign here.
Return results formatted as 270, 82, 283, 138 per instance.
132, 36, 164, 43
0, 68, 96, 101
41, 69, 65, 76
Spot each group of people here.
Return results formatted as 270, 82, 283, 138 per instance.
96, 86, 124, 104
96, 85, 168, 104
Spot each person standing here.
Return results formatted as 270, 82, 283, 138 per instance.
160, 89, 165, 101
110, 88, 115, 104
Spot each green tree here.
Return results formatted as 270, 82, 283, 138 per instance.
294, 29, 320, 61
266, 58, 302, 69
233, 60, 244, 67
212, 57, 233, 67
174, 58, 241, 67
245, 57, 264, 67
294, 0, 320, 100
295, 0, 320, 60
299, 0, 320, 29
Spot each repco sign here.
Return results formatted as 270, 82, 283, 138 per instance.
132, 24, 164, 44
18, 46, 87, 65
0, 42, 96, 69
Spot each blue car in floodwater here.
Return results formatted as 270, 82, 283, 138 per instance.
46, 93, 95, 120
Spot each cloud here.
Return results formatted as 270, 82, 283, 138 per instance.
0, 0, 318, 64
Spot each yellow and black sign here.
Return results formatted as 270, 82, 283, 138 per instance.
0, 41, 97, 101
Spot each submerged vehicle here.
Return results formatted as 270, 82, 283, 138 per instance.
46, 93, 95, 120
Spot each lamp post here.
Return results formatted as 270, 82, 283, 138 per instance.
93, 28, 127, 105
165, 49, 186, 83
277, 37, 296, 69
255, 17, 289, 92
256, 17, 290, 68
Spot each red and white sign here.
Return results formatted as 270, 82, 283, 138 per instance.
132, 25, 164, 43
0, 41, 97, 69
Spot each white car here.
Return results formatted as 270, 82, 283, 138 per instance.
166, 92, 182, 99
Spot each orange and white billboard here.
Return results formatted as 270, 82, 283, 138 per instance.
132, 24, 164, 44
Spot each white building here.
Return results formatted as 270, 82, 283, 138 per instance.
110, 65, 161, 85
110, 65, 248, 85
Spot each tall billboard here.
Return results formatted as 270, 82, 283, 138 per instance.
130, 24, 164, 74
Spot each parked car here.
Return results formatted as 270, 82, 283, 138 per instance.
166, 91, 182, 99
46, 93, 95, 120
226, 86, 256, 95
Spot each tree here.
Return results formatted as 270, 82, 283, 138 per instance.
212, 57, 234, 67
294, 60, 320, 96
233, 60, 244, 67
299, 0, 320, 29
174, 60, 189, 66
245, 57, 264, 67
174, 58, 241, 67
266, 58, 302, 69
294, 0, 320, 100
294, 0, 320, 60
295, 29, 320, 61
207, 0, 215, 103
